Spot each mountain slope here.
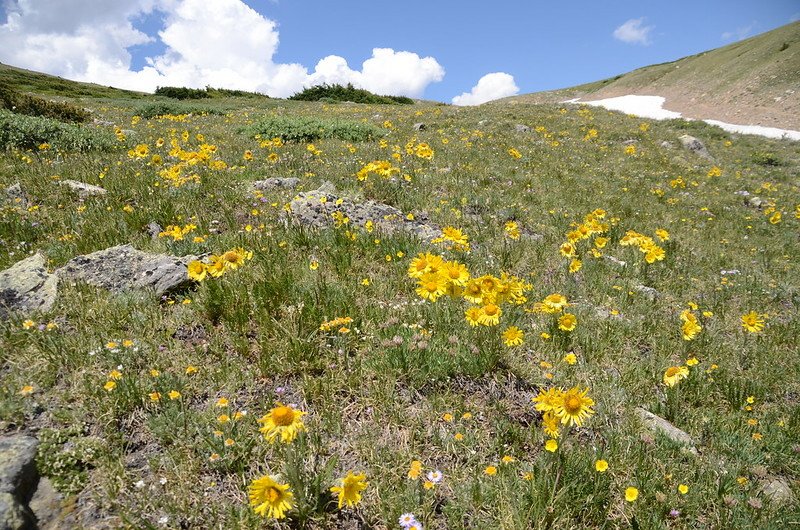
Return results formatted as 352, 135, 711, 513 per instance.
0, 62, 147, 99
501, 22, 800, 130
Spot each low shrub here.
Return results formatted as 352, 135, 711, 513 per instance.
154, 86, 210, 100
136, 101, 224, 119
0, 109, 117, 151
289, 83, 414, 105
244, 115, 382, 142
0, 82, 90, 122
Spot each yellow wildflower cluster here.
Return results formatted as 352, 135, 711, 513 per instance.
128, 143, 149, 159
158, 223, 197, 241
559, 209, 610, 272
408, 252, 530, 328
319, 316, 354, 333
187, 248, 253, 281
619, 230, 666, 264
432, 226, 470, 252
680, 307, 702, 340
533, 386, 595, 442
663, 365, 689, 387
530, 293, 577, 332
356, 160, 400, 181
504, 220, 521, 240
414, 142, 434, 159
156, 134, 227, 187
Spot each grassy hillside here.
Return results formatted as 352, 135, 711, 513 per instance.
0, 75, 799, 529
0, 62, 148, 100
503, 22, 800, 130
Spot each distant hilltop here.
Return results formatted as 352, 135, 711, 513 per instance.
499, 21, 800, 131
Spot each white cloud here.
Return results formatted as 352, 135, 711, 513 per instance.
721, 22, 756, 41
451, 72, 518, 106
613, 18, 654, 45
0, 0, 444, 98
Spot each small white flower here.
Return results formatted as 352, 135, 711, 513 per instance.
398, 513, 418, 527
426, 470, 442, 483
158, 515, 169, 525
159, 477, 167, 485
134, 480, 145, 489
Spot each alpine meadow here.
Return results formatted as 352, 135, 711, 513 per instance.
1, 19, 800, 530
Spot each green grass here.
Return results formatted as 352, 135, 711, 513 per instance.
0, 84, 799, 529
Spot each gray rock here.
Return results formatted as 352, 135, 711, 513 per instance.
745, 195, 766, 209
604, 255, 627, 268
660, 141, 675, 149
635, 408, 697, 454
28, 478, 62, 530
412, 122, 426, 131
678, 135, 713, 161
0, 436, 39, 530
56, 244, 196, 296
622, 139, 638, 145
251, 177, 299, 191
633, 285, 660, 300
0, 492, 32, 530
758, 476, 794, 505
514, 124, 530, 133
0, 254, 58, 316
146, 222, 162, 240
288, 185, 440, 242
58, 180, 107, 198
4, 183, 28, 208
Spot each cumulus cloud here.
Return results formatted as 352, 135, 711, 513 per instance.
451, 72, 518, 106
613, 18, 654, 45
0, 0, 444, 97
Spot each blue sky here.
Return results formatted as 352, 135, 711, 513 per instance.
1, 0, 798, 103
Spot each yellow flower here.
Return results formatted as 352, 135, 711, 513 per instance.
532, 387, 564, 412
103, 381, 116, 392
168, 390, 181, 400
187, 260, 207, 281
545, 439, 558, 452
408, 460, 422, 479
330, 472, 368, 509
477, 303, 502, 326
185, 365, 198, 375
309, 260, 319, 271
501, 455, 515, 464
595, 459, 608, 473
568, 259, 582, 273
502, 326, 524, 347
678, 484, 689, 494
741, 311, 765, 333
554, 386, 595, 427
19, 385, 35, 396
216, 397, 229, 407
686, 357, 699, 366
484, 466, 497, 476
149, 392, 161, 402
542, 410, 560, 438
625, 487, 639, 502
258, 403, 307, 444
663, 366, 689, 387
22, 319, 36, 330
558, 313, 577, 331
249, 475, 294, 519
562, 353, 577, 365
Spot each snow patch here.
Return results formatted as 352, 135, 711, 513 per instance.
564, 95, 799, 141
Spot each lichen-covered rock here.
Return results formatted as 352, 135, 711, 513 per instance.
0, 254, 58, 316
0, 436, 40, 530
4, 183, 28, 208
514, 124, 530, 133
635, 408, 697, 454
678, 135, 713, 161
633, 285, 660, 300
58, 180, 107, 198
413, 122, 427, 131
251, 177, 300, 191
56, 244, 196, 295
758, 476, 794, 505
287, 184, 440, 241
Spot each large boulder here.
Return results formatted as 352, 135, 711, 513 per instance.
0, 254, 58, 316
678, 135, 713, 161
288, 183, 440, 241
0, 436, 39, 530
56, 245, 196, 296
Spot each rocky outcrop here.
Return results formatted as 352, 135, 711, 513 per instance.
4, 184, 28, 208
0, 254, 58, 316
635, 407, 697, 454
58, 180, 107, 198
56, 245, 196, 296
287, 183, 440, 241
251, 177, 300, 191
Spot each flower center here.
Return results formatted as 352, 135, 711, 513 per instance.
665, 367, 679, 378
484, 304, 499, 316
271, 406, 295, 426
223, 251, 239, 263
426, 281, 438, 292
564, 395, 581, 414
267, 487, 281, 502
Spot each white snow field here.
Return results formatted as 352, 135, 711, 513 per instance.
566, 95, 800, 141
